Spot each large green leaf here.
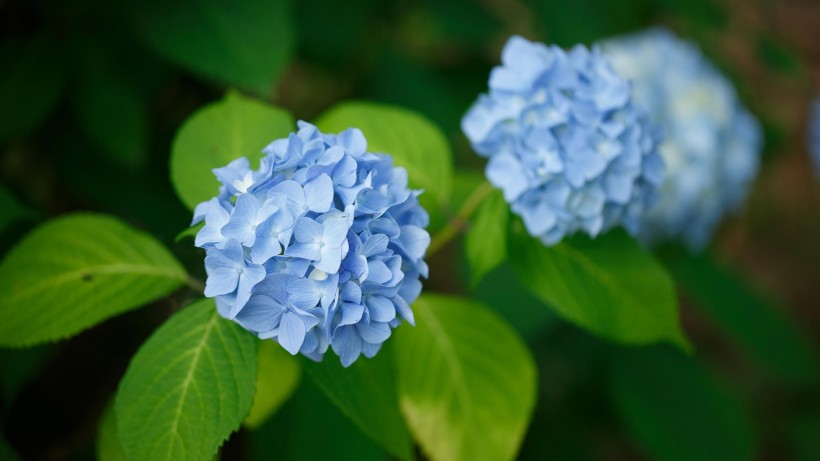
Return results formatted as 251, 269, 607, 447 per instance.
465, 187, 507, 286
303, 344, 413, 461
315, 101, 453, 228
244, 340, 301, 429
98, 403, 128, 461
170, 91, 293, 210
610, 345, 756, 461
116, 299, 257, 461
661, 248, 818, 384
509, 227, 688, 348
0, 34, 65, 142
0, 213, 187, 347
394, 294, 537, 461
131, 0, 293, 96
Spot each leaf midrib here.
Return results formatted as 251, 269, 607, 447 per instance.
6, 263, 186, 301
157, 309, 219, 461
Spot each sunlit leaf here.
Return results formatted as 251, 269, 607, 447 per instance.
116, 299, 257, 461
0, 214, 187, 347
394, 294, 537, 461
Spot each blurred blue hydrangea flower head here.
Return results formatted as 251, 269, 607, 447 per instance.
603, 28, 763, 250
192, 122, 430, 367
809, 98, 820, 178
462, 35, 664, 245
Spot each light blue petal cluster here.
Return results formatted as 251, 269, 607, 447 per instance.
810, 98, 820, 178
193, 122, 430, 367
462, 35, 664, 245
602, 28, 763, 250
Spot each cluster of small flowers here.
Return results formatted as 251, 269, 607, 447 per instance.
462, 35, 664, 245
193, 122, 430, 366
603, 28, 762, 249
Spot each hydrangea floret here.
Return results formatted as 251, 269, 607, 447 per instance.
603, 28, 763, 249
192, 122, 430, 366
462, 35, 664, 245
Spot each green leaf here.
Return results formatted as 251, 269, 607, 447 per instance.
244, 340, 301, 429
315, 101, 453, 228
98, 403, 128, 461
661, 248, 818, 384
303, 344, 413, 461
116, 299, 257, 461
0, 213, 187, 347
131, 0, 293, 96
610, 345, 756, 461
509, 227, 688, 348
394, 294, 537, 461
0, 34, 65, 142
170, 91, 294, 210
465, 188, 507, 286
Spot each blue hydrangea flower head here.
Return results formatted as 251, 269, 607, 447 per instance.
192, 121, 430, 367
602, 28, 763, 250
809, 98, 820, 178
462, 35, 665, 245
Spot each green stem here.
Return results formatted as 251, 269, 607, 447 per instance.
427, 181, 495, 257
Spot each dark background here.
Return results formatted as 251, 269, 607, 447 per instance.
1, 0, 818, 459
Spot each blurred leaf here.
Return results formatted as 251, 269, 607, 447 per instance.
116, 299, 257, 461
756, 34, 807, 78
509, 227, 688, 348
610, 345, 756, 461
132, 0, 293, 96
316, 101, 453, 230
790, 418, 820, 461
528, 0, 651, 46
0, 185, 38, 234
661, 248, 818, 385
303, 344, 413, 461
394, 294, 537, 461
294, 0, 375, 64
248, 378, 387, 461
367, 50, 475, 136
0, 435, 20, 461
244, 340, 301, 429
0, 34, 65, 142
651, 0, 726, 29
0, 213, 187, 347
0, 346, 49, 407
73, 41, 149, 168
450, 170, 485, 210
98, 403, 127, 461
465, 187, 507, 286
170, 91, 293, 210
470, 262, 558, 341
